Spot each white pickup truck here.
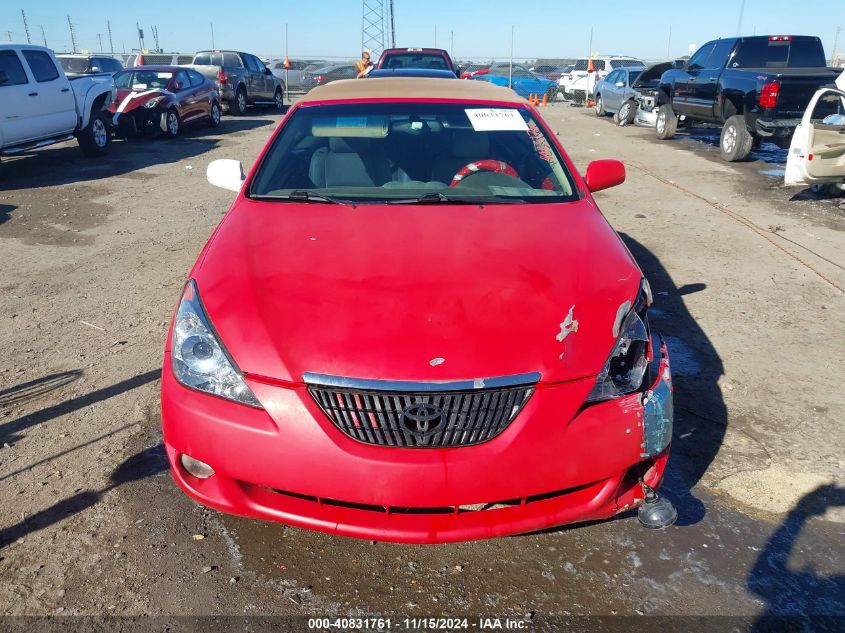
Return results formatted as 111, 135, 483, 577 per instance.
0, 44, 115, 159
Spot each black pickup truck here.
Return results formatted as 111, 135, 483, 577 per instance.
654, 35, 840, 161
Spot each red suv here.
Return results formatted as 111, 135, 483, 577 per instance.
377, 47, 458, 76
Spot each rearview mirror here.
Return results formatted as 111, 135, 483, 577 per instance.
584, 159, 625, 193
207, 159, 245, 193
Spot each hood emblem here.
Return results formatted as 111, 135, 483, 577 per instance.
401, 403, 445, 437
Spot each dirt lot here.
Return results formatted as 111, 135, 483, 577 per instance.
1, 102, 843, 628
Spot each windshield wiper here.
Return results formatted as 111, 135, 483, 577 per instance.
251, 190, 355, 207
385, 192, 522, 205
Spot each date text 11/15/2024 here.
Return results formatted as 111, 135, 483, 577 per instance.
307, 617, 530, 630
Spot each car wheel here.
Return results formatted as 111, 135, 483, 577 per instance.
162, 108, 180, 138
77, 111, 111, 156
655, 104, 678, 140
231, 88, 247, 116
208, 101, 221, 127
720, 114, 753, 162
273, 88, 284, 111
617, 100, 637, 126
595, 94, 606, 116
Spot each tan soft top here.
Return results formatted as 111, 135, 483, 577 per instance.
298, 78, 526, 104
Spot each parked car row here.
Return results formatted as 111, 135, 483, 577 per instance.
0, 43, 290, 164
589, 35, 844, 168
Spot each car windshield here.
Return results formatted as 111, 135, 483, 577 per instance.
58, 57, 90, 73
114, 70, 173, 90
382, 53, 448, 70
249, 102, 577, 203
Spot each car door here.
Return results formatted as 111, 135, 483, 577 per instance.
20, 49, 77, 140
187, 69, 213, 120
0, 49, 38, 146
673, 41, 715, 116
694, 38, 736, 121
602, 70, 622, 110
785, 88, 845, 186
247, 54, 271, 99
170, 70, 198, 121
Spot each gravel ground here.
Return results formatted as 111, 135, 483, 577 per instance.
0, 102, 843, 628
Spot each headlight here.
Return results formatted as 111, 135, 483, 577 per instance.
584, 279, 652, 404
143, 96, 165, 108
171, 280, 262, 408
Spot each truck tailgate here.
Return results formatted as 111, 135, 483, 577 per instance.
769, 70, 841, 118
183, 64, 220, 81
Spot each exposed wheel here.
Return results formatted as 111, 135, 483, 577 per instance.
595, 94, 606, 116
78, 111, 111, 156
720, 114, 753, 162
208, 101, 221, 127
162, 108, 180, 138
655, 103, 678, 140
231, 88, 248, 116
273, 87, 284, 110
617, 99, 637, 126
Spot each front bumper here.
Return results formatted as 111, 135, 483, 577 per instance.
161, 343, 673, 543
110, 107, 167, 136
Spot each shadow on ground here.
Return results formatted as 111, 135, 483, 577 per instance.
621, 233, 727, 527
0, 369, 160, 447
0, 442, 167, 548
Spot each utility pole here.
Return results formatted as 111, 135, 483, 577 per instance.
136, 22, 144, 51
508, 24, 514, 89
450, 30, 454, 58
20, 9, 31, 44
97, 33, 103, 52
834, 27, 842, 63
107, 20, 114, 54
388, 0, 395, 48
40, 24, 47, 47
736, 0, 746, 36
667, 25, 672, 58
210, 23, 215, 50
67, 15, 77, 53
4, 31, 12, 43
434, 25, 437, 48
152, 26, 159, 52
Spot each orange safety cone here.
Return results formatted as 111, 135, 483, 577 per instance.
541, 93, 548, 107
528, 93, 535, 104
533, 94, 540, 106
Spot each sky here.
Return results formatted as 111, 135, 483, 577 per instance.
1, 0, 843, 62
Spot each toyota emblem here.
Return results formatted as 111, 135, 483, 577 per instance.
400, 403, 445, 437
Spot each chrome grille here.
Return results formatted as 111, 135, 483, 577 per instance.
305, 373, 538, 448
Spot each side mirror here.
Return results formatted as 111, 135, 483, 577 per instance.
264, 67, 272, 75
615, 81, 625, 87
584, 159, 625, 193
207, 159, 245, 193
0, 70, 7, 84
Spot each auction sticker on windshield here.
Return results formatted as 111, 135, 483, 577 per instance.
465, 108, 529, 132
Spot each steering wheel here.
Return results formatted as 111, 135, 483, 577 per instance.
449, 160, 519, 187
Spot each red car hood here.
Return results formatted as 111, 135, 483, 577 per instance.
107, 87, 170, 114
193, 198, 641, 385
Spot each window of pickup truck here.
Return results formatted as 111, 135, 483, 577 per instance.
193, 52, 244, 67
731, 37, 826, 68
22, 50, 59, 82
0, 50, 28, 85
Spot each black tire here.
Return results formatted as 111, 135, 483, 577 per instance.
655, 103, 678, 140
230, 87, 248, 116
617, 99, 637, 126
77, 111, 111, 156
594, 94, 606, 116
272, 87, 284, 111
720, 114, 753, 162
162, 107, 180, 138
207, 100, 221, 127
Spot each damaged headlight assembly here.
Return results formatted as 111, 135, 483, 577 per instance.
584, 279, 652, 404
171, 280, 262, 408
143, 96, 165, 109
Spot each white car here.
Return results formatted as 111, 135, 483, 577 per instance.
559, 56, 644, 102
0, 44, 115, 158
784, 70, 845, 192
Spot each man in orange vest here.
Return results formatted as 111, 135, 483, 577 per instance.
355, 50, 374, 78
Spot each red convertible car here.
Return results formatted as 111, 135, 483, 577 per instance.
161, 78, 674, 543
108, 65, 221, 137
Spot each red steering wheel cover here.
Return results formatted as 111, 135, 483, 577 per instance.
450, 160, 519, 187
